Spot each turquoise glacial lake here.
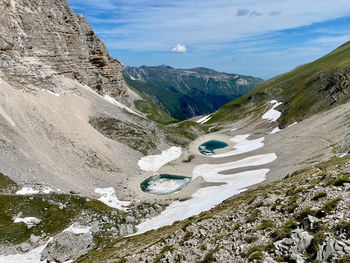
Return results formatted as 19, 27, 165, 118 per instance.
198, 140, 228, 155
140, 174, 191, 195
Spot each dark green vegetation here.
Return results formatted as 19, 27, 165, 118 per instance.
211, 41, 350, 127
132, 89, 178, 125
76, 156, 350, 262
0, 172, 18, 194
124, 65, 263, 120
0, 173, 126, 246
89, 116, 158, 155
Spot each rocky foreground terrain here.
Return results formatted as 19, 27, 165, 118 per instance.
78, 157, 350, 263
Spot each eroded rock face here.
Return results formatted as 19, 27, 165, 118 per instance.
41, 231, 94, 262
0, 0, 129, 104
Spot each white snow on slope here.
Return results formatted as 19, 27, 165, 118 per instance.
14, 217, 41, 226
64, 223, 91, 234
145, 177, 191, 195
0, 105, 16, 127
287, 122, 298, 128
46, 90, 60, 97
0, 238, 52, 263
196, 115, 211, 124
138, 146, 182, 172
135, 153, 276, 234
270, 127, 280, 134
95, 187, 131, 212
211, 134, 264, 158
16, 187, 39, 195
262, 100, 282, 122
104, 94, 143, 117
135, 169, 270, 235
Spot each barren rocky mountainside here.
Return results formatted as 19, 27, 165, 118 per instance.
0, 0, 129, 103
124, 65, 263, 120
0, 0, 349, 263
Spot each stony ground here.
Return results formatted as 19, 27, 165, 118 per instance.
78, 156, 350, 263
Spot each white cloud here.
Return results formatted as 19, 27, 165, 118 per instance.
83, 0, 350, 51
172, 44, 187, 53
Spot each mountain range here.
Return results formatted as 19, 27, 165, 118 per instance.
0, 0, 349, 263
124, 65, 263, 120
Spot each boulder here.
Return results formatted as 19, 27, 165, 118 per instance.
41, 231, 94, 262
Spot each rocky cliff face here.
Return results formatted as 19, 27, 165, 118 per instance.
0, 0, 129, 104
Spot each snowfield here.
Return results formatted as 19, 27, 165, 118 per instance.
0, 238, 52, 263
211, 134, 265, 158
16, 187, 39, 195
64, 223, 91, 234
143, 176, 191, 195
135, 169, 270, 235
95, 187, 131, 212
135, 153, 276, 234
104, 94, 142, 117
13, 217, 41, 226
138, 146, 182, 172
196, 115, 212, 124
270, 127, 281, 134
262, 100, 282, 122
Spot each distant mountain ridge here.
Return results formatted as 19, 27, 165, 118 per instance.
124, 65, 263, 120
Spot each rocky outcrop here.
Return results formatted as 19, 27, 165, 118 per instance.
0, 0, 129, 104
41, 231, 94, 262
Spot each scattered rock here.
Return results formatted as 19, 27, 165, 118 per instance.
29, 234, 39, 244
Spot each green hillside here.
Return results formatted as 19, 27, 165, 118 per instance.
210, 41, 350, 127
124, 65, 263, 120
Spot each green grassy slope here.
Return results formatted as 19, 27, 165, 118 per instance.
0, 173, 126, 246
210, 41, 350, 127
130, 86, 178, 125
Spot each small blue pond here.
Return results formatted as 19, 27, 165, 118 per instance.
141, 174, 191, 195
198, 140, 228, 155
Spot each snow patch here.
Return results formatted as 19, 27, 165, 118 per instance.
130, 75, 136, 80
143, 176, 191, 195
16, 187, 39, 195
211, 134, 264, 158
262, 100, 282, 122
42, 187, 53, 194
104, 94, 142, 117
46, 90, 60, 97
135, 169, 270, 235
340, 152, 350, 158
196, 115, 212, 124
14, 217, 41, 226
135, 153, 276, 234
0, 238, 53, 263
0, 106, 15, 127
270, 127, 280, 134
95, 187, 130, 212
287, 122, 298, 128
138, 146, 182, 172
64, 223, 91, 234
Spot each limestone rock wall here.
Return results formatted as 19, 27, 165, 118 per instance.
0, 0, 130, 104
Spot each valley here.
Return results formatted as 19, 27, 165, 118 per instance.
0, 0, 349, 262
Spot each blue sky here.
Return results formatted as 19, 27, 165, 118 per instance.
67, 0, 350, 79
